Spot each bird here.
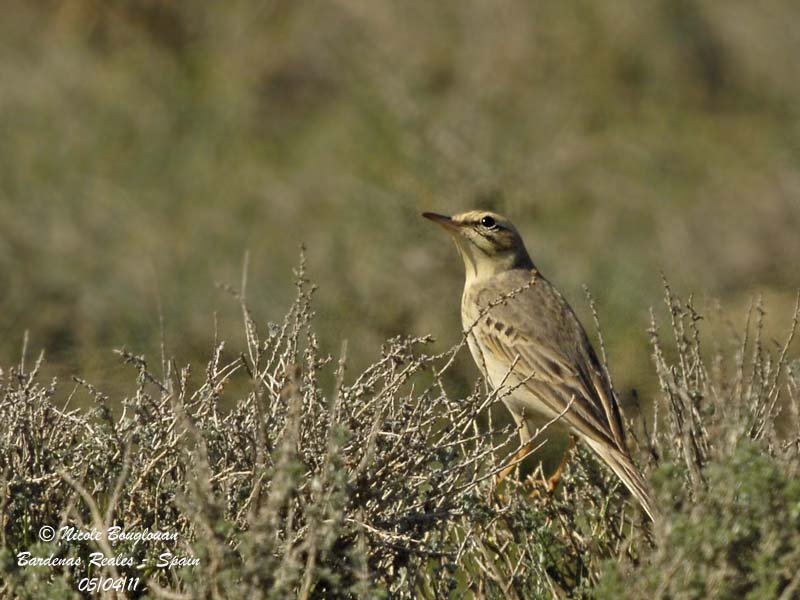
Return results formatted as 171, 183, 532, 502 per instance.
423, 209, 657, 521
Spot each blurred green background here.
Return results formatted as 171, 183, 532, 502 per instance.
1, 1, 798, 406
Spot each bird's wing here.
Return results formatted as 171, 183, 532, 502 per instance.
469, 273, 627, 451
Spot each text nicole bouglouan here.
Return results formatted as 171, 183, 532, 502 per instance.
18, 524, 200, 594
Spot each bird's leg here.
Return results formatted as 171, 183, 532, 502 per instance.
545, 435, 577, 493
495, 439, 537, 489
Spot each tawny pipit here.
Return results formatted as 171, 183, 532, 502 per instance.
423, 210, 657, 521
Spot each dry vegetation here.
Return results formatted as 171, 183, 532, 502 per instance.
1, 256, 798, 598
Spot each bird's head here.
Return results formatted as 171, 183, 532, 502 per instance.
422, 210, 534, 283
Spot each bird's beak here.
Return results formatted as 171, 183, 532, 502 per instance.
422, 212, 460, 233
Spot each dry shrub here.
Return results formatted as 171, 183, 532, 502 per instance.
0, 258, 797, 599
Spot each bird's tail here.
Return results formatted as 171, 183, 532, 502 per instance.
585, 438, 658, 522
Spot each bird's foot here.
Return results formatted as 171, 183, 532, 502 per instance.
523, 460, 569, 499
532, 435, 578, 497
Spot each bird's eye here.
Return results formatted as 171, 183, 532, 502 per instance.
480, 216, 496, 229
